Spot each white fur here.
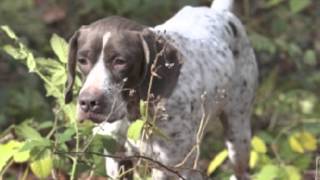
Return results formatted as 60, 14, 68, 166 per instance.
97, 4, 257, 180
79, 32, 112, 94
211, 0, 234, 11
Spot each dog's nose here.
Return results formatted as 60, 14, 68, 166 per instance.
78, 92, 103, 113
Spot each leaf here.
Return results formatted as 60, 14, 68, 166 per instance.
50, 68, 67, 86
0, 25, 17, 40
62, 103, 77, 122
13, 142, 30, 163
300, 132, 317, 151
256, 164, 280, 180
56, 127, 76, 144
251, 136, 267, 153
0, 140, 20, 172
14, 150, 30, 163
289, 0, 311, 13
50, 34, 68, 63
139, 100, 147, 118
26, 52, 36, 72
127, 119, 144, 141
249, 33, 276, 54
15, 122, 43, 140
289, 134, 304, 153
289, 131, 317, 153
249, 150, 259, 169
38, 121, 54, 130
304, 49, 317, 66
285, 165, 301, 180
20, 139, 51, 152
36, 58, 64, 72
3, 45, 27, 59
102, 136, 117, 154
207, 149, 228, 175
30, 150, 53, 179
288, 43, 302, 57
299, 99, 314, 114
90, 134, 118, 154
292, 153, 312, 170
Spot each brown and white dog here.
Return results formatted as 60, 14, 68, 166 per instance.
65, 0, 258, 179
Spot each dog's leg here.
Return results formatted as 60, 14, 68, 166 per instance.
220, 82, 255, 180
105, 156, 120, 179
220, 110, 251, 180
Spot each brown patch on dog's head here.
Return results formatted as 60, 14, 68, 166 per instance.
64, 16, 182, 123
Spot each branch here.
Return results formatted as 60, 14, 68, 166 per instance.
54, 151, 186, 180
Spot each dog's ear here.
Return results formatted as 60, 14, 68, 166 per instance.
139, 29, 183, 99
65, 30, 80, 104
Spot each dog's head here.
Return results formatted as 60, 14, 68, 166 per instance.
64, 16, 182, 123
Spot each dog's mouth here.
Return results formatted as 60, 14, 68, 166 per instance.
78, 111, 126, 124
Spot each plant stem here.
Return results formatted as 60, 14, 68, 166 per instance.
70, 122, 79, 180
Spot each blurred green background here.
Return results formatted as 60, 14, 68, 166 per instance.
0, 0, 319, 179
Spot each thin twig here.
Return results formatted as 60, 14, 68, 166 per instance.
70, 121, 80, 180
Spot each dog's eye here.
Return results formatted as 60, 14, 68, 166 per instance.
113, 57, 127, 65
78, 58, 88, 65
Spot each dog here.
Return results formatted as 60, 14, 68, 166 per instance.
64, 0, 258, 179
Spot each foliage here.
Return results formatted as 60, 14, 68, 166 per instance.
0, 26, 117, 179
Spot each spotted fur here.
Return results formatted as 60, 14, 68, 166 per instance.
90, 4, 258, 180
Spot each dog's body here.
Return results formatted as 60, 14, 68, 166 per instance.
65, 0, 258, 179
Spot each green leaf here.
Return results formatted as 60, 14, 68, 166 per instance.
127, 119, 144, 141
249, 33, 276, 54
51, 68, 67, 86
304, 49, 317, 66
299, 98, 315, 114
299, 132, 317, 151
288, 43, 302, 57
62, 103, 77, 122
139, 100, 147, 118
256, 164, 280, 180
90, 134, 118, 154
102, 136, 117, 154
36, 58, 64, 72
292, 153, 311, 170
1, 25, 17, 40
289, 0, 311, 13
30, 150, 53, 179
249, 150, 259, 169
207, 149, 228, 175
15, 122, 42, 140
289, 134, 304, 153
251, 136, 267, 153
0, 140, 20, 172
285, 166, 301, 180
50, 34, 68, 63
26, 52, 36, 72
56, 127, 76, 144
3, 45, 27, 59
13, 141, 30, 163
20, 139, 51, 152
38, 121, 54, 130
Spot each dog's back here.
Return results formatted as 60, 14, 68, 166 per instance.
145, 1, 258, 179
